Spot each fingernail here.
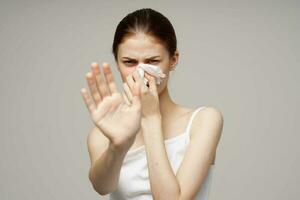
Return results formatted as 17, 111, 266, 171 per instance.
102, 62, 108, 67
86, 72, 93, 77
91, 62, 98, 66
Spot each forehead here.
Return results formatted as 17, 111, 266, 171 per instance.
118, 34, 168, 58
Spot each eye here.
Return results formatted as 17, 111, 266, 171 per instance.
123, 60, 137, 66
149, 60, 159, 64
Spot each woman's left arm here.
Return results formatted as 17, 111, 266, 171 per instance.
142, 107, 223, 200
127, 71, 223, 200
127, 71, 181, 199
142, 115, 181, 200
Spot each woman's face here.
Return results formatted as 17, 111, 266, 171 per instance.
116, 33, 178, 94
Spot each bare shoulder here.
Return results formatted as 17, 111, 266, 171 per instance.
176, 104, 223, 121
199, 105, 224, 121
190, 105, 224, 138
87, 126, 110, 166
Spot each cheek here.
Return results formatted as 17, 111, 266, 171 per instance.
156, 63, 170, 76
157, 76, 169, 93
119, 67, 134, 80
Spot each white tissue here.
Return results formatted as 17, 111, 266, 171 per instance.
136, 63, 166, 86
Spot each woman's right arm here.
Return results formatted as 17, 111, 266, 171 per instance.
87, 126, 134, 195
81, 62, 142, 195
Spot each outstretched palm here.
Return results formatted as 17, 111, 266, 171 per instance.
80, 62, 142, 148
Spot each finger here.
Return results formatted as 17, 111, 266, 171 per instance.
122, 82, 133, 103
102, 62, 119, 94
144, 72, 157, 93
131, 79, 141, 109
126, 74, 135, 92
86, 72, 102, 105
91, 62, 111, 99
90, 62, 103, 102
121, 91, 131, 106
132, 70, 148, 93
80, 88, 96, 113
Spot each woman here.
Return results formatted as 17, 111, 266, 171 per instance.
81, 8, 223, 200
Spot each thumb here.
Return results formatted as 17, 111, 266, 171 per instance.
131, 80, 141, 109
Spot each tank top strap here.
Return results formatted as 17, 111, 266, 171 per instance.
185, 106, 206, 134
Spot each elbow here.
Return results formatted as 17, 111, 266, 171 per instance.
95, 188, 110, 196
90, 177, 111, 196
89, 168, 110, 195
89, 168, 115, 196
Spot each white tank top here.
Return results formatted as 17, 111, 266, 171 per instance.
109, 106, 215, 200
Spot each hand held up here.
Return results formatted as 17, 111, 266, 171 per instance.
80, 62, 142, 150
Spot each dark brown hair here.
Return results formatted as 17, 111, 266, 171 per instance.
112, 8, 177, 61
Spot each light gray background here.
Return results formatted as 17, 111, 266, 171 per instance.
0, 0, 299, 199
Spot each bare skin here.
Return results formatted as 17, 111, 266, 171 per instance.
81, 33, 219, 196
115, 33, 216, 163
81, 63, 145, 195
81, 62, 143, 151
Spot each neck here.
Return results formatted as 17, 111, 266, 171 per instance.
158, 85, 178, 119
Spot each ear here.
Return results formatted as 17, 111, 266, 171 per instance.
169, 49, 179, 70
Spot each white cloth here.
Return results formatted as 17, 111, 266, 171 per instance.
109, 106, 215, 200
135, 63, 166, 86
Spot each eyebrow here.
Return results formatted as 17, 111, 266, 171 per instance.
122, 56, 160, 60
